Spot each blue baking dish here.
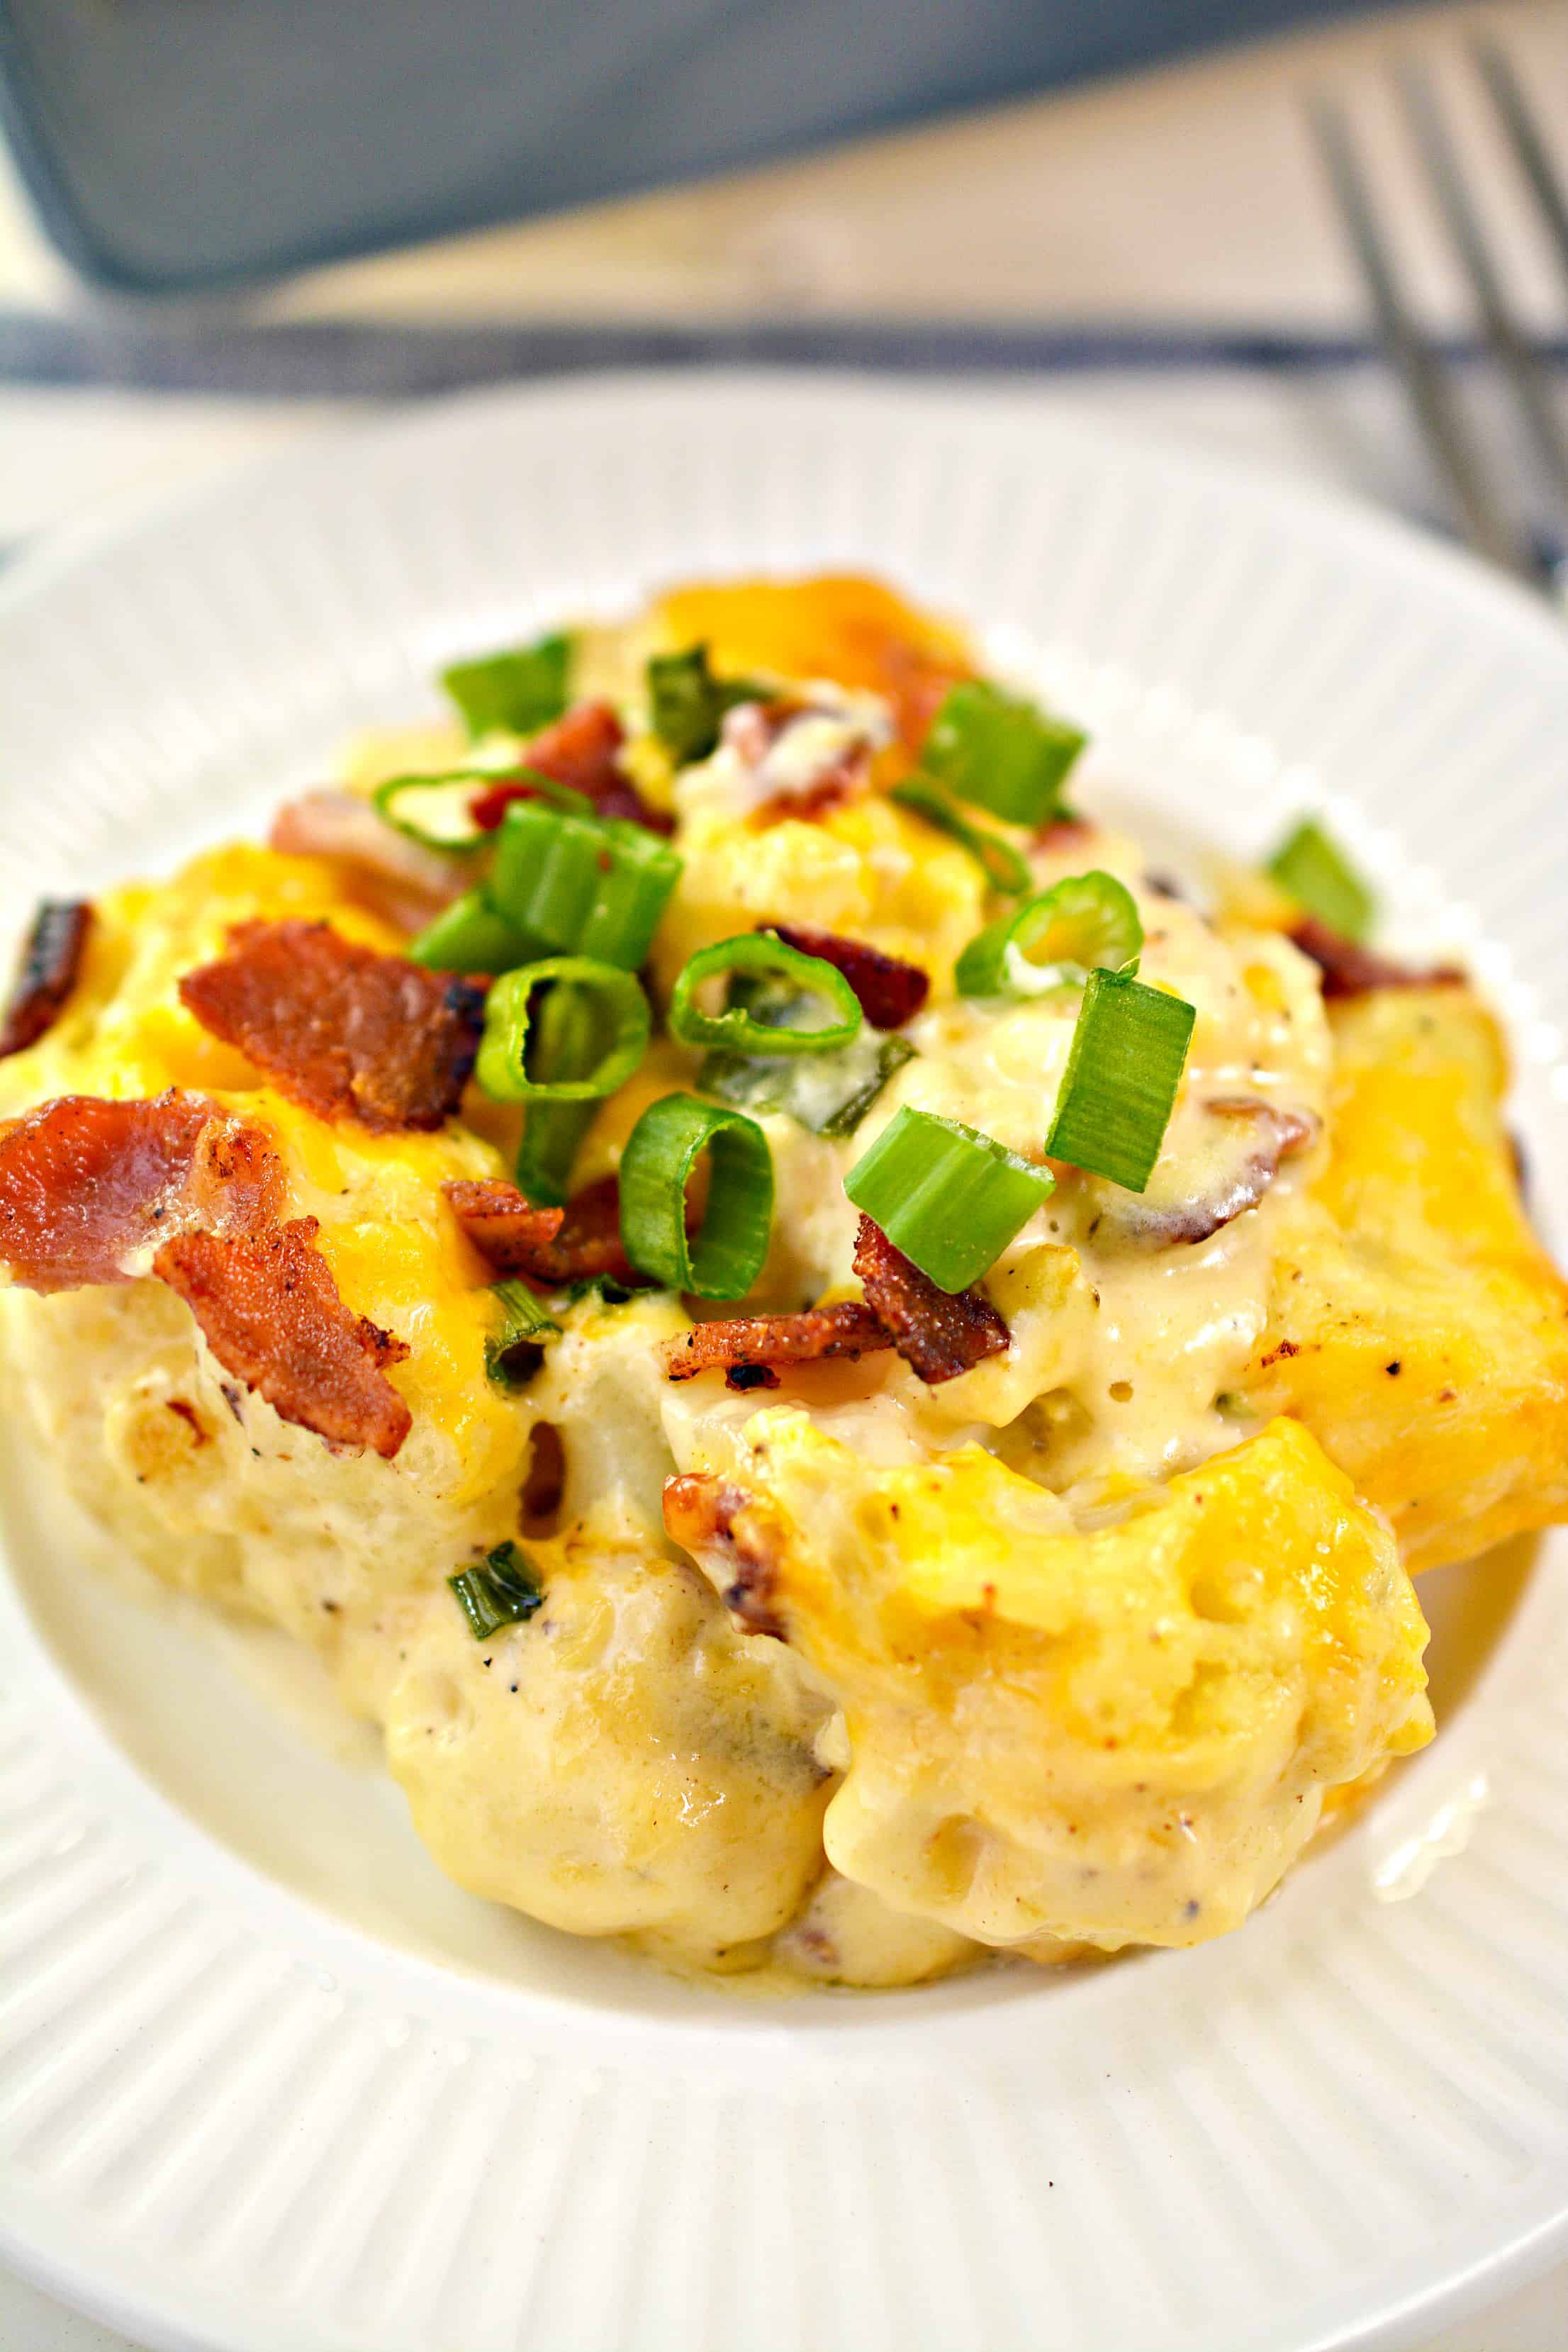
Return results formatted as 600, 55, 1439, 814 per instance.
0, 0, 1386, 294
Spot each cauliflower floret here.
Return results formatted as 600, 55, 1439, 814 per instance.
666, 1411, 1433, 1954
376, 1531, 832, 1968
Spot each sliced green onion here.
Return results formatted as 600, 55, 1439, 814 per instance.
442, 633, 571, 739
1265, 818, 1375, 944
919, 680, 1086, 827
449, 1540, 546, 1640
1045, 971, 1196, 1193
476, 958, 650, 1104
373, 771, 490, 851
484, 1278, 559, 1388
516, 1102, 597, 1209
511, 974, 614, 1206
955, 870, 1143, 998
668, 934, 862, 1055
489, 800, 681, 971
468, 766, 597, 824
647, 644, 763, 768
618, 1094, 773, 1299
700, 1031, 914, 1138
889, 776, 1031, 896
408, 889, 535, 975
844, 1106, 1054, 1294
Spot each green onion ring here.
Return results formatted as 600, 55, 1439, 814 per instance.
668, 933, 863, 1055
476, 957, 651, 1104
618, 1094, 774, 1299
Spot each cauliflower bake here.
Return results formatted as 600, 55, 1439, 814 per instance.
2, 573, 1563, 1988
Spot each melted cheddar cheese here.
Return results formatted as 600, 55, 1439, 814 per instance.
4, 574, 1559, 1990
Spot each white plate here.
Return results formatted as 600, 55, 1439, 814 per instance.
2, 373, 1567, 2352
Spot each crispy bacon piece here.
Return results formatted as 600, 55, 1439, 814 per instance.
764, 923, 929, 1030
0, 1092, 281, 1292
1104, 1100, 1318, 1248
179, 921, 486, 1133
1036, 816, 1098, 855
0, 1090, 410, 1457
663, 1301, 892, 1385
443, 1172, 638, 1290
1, 900, 94, 1060
663, 1473, 790, 1640
1289, 917, 1465, 1001
852, 1214, 1009, 1385
156, 1219, 411, 1460
470, 701, 673, 836
269, 790, 464, 933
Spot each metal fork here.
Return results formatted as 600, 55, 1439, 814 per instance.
1308, 39, 1568, 598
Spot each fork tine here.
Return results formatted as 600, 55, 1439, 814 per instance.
1472, 35, 1568, 301
1305, 92, 1538, 583
1396, 61, 1568, 532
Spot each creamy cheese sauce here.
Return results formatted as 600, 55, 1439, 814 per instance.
0, 576, 1456, 1991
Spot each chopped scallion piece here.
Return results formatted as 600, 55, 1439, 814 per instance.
484, 1279, 559, 1388
516, 1102, 597, 1209
1265, 818, 1375, 943
955, 870, 1143, 998
700, 1029, 914, 1137
844, 1106, 1054, 1293
489, 800, 681, 970
1045, 971, 1196, 1193
512, 975, 615, 1206
442, 634, 572, 739
449, 1541, 546, 1640
919, 680, 1086, 827
408, 889, 535, 975
618, 1094, 773, 1299
889, 776, 1031, 896
476, 957, 651, 1104
372, 771, 491, 851
669, 933, 862, 1056
646, 644, 764, 768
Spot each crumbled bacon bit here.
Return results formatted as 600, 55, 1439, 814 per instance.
764, 924, 929, 1029
443, 1172, 638, 1290
1036, 816, 1097, 854
0, 1089, 412, 1457
1110, 1100, 1318, 1248
0, 900, 94, 1060
722, 698, 874, 824
470, 702, 673, 836
852, 1214, 1009, 1384
663, 1301, 892, 1384
156, 1219, 411, 1460
0, 1092, 281, 1292
663, 1473, 789, 1640
179, 920, 486, 1133
1289, 917, 1465, 1000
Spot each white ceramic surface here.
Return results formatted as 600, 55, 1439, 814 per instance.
1, 374, 1566, 2352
